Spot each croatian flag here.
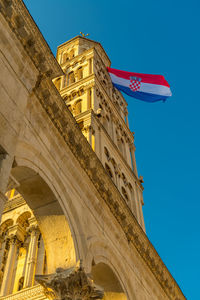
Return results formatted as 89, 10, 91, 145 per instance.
107, 67, 172, 103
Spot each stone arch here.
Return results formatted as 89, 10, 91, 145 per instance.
85, 238, 136, 300
68, 71, 75, 85
16, 211, 31, 228
10, 166, 76, 274
12, 140, 88, 263
92, 262, 127, 300
104, 147, 110, 160
121, 186, 130, 206
7, 141, 88, 275
0, 219, 13, 234
69, 49, 75, 59
105, 163, 113, 180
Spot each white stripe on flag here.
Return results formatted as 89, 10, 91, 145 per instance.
109, 73, 172, 97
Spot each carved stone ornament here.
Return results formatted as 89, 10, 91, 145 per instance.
35, 262, 104, 300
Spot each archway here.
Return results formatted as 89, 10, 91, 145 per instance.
92, 262, 127, 300
0, 164, 79, 296
10, 165, 77, 274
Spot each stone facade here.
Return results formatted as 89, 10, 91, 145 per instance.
0, 0, 185, 299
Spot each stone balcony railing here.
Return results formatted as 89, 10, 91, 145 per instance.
0, 285, 47, 300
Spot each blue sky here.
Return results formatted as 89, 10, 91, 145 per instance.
24, 0, 200, 298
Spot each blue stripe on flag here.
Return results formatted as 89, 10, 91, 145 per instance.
113, 83, 168, 103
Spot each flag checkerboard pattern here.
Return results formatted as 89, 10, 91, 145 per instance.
129, 79, 141, 92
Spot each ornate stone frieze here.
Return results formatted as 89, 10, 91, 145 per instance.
35, 262, 104, 300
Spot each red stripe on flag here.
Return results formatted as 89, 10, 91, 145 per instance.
107, 67, 170, 87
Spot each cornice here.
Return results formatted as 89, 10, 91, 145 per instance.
58, 46, 94, 68
1, 2, 185, 299
57, 35, 111, 66
3, 194, 26, 213
60, 74, 95, 96
0, 0, 63, 79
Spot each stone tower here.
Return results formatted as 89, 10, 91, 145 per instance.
54, 36, 145, 231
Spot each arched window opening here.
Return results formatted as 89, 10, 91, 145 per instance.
104, 147, 110, 160
68, 72, 75, 85
18, 277, 24, 291
77, 67, 83, 80
122, 187, 129, 204
62, 52, 68, 63
105, 163, 113, 179
75, 100, 82, 115
16, 211, 31, 229
122, 173, 127, 185
0, 169, 77, 297
69, 50, 75, 59
102, 79, 106, 86
111, 158, 116, 169
128, 183, 133, 192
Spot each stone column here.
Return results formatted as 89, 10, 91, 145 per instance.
87, 88, 92, 110
0, 235, 19, 296
36, 261, 104, 300
23, 226, 40, 288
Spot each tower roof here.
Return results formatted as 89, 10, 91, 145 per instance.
57, 35, 111, 67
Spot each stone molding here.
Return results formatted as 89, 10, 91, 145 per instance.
3, 195, 25, 213
0, 2, 185, 299
0, 0, 63, 80
35, 263, 104, 300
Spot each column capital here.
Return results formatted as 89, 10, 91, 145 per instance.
29, 224, 40, 236
36, 261, 104, 300
8, 224, 26, 243
6, 234, 21, 248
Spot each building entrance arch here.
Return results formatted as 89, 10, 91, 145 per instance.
10, 165, 77, 274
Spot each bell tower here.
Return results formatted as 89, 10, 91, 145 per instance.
54, 36, 145, 231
